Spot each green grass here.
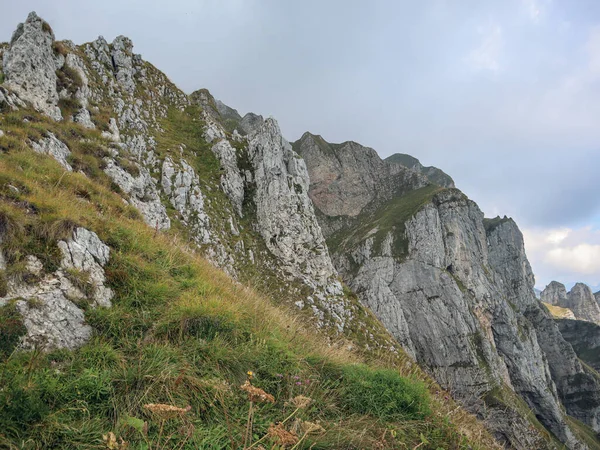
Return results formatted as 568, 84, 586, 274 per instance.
566, 416, 600, 450
327, 185, 443, 263
339, 365, 431, 421
0, 105, 502, 449
0, 301, 27, 358
483, 384, 563, 448
482, 216, 511, 233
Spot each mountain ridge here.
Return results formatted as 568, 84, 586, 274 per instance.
0, 11, 598, 449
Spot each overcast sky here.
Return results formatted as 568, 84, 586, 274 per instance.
2, 0, 600, 289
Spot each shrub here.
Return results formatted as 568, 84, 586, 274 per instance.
339, 365, 431, 421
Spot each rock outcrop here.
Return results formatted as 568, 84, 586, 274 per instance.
541, 281, 600, 324
248, 120, 339, 289
0, 227, 112, 350
2, 12, 62, 120
566, 283, 600, 324
30, 132, 72, 171
557, 319, 600, 372
540, 281, 568, 305
293, 132, 428, 219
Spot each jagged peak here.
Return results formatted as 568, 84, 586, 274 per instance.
545, 280, 567, 291
10, 12, 54, 44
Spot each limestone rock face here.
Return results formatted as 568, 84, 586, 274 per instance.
541, 281, 568, 306
161, 156, 211, 243
566, 283, 600, 324
30, 132, 72, 171
2, 12, 62, 120
486, 220, 600, 438
294, 133, 428, 219
303, 140, 600, 446
239, 112, 264, 135
111, 36, 136, 95
542, 281, 600, 324
57, 227, 113, 308
0, 227, 112, 350
557, 319, 600, 372
203, 114, 245, 215
104, 159, 171, 230
248, 119, 336, 286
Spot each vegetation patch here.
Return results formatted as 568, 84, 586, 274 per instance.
483, 215, 512, 234
327, 184, 443, 263
339, 364, 431, 420
0, 301, 27, 358
0, 103, 505, 448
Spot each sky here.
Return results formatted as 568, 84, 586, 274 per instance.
1, 0, 600, 290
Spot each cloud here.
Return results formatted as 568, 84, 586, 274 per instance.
466, 22, 503, 72
521, 0, 542, 22
523, 226, 600, 288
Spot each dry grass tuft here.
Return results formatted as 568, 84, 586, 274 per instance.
143, 403, 191, 420
288, 395, 312, 409
267, 422, 299, 447
240, 380, 275, 404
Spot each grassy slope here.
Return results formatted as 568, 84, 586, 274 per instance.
0, 106, 502, 449
327, 185, 444, 264
542, 303, 575, 319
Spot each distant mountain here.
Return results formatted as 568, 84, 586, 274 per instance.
563, 282, 600, 292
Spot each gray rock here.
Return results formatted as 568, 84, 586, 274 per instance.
30, 132, 72, 171
203, 114, 245, 215
541, 281, 568, 306
65, 53, 92, 107
0, 227, 113, 350
2, 12, 62, 120
566, 283, 600, 324
101, 118, 120, 142
215, 98, 242, 123
557, 319, 600, 372
74, 108, 95, 129
12, 284, 92, 350
161, 156, 211, 243
239, 112, 264, 135
57, 227, 113, 307
111, 36, 136, 95
248, 118, 336, 286
104, 158, 170, 230
385, 153, 455, 188
304, 146, 597, 446
486, 219, 598, 442
293, 132, 428, 220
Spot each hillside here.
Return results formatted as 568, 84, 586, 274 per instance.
0, 12, 506, 450
0, 11, 599, 450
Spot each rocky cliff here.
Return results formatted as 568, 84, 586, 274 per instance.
299, 133, 600, 448
0, 12, 387, 349
557, 319, 600, 372
541, 281, 600, 324
0, 11, 599, 450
